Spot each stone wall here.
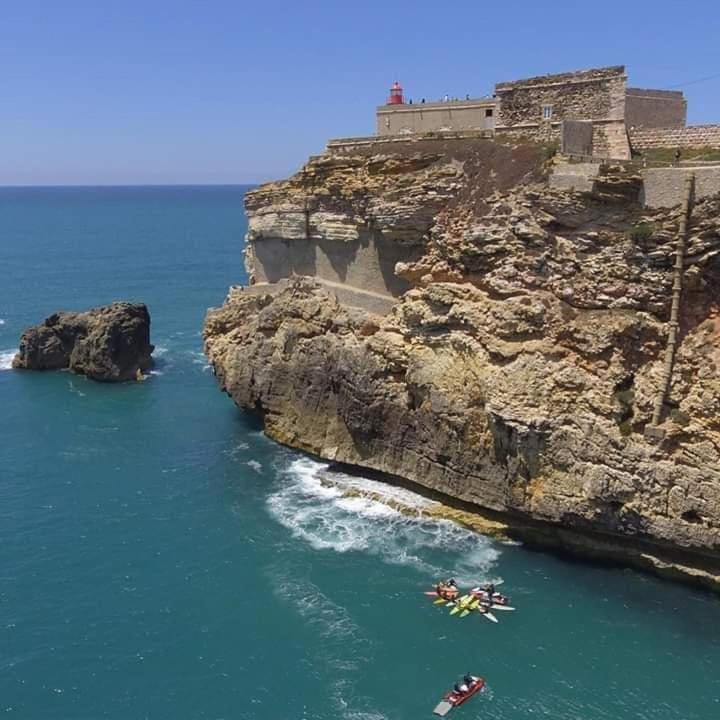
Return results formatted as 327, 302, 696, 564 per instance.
630, 125, 720, 151
625, 88, 686, 129
246, 232, 422, 298
592, 121, 631, 160
641, 166, 720, 208
494, 123, 560, 145
376, 99, 497, 136
495, 66, 627, 127
561, 120, 594, 155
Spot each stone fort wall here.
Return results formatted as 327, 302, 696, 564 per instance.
495, 66, 627, 126
377, 99, 496, 136
630, 125, 720, 151
374, 66, 692, 161
625, 88, 686, 129
641, 167, 720, 208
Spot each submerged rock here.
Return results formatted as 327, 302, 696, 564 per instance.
13, 302, 154, 382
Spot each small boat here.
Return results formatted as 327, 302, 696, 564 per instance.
433, 675, 485, 716
469, 587, 510, 606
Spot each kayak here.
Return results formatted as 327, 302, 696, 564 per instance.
433, 676, 485, 716
476, 608, 498, 623
469, 587, 510, 605
459, 599, 481, 618
449, 595, 474, 615
434, 596, 512, 612
424, 588, 460, 601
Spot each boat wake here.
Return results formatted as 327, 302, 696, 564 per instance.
0, 349, 16, 370
267, 457, 500, 584
271, 569, 386, 720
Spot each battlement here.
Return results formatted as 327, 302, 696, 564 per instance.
495, 65, 626, 91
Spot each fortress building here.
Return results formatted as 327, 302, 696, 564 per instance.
375, 66, 692, 160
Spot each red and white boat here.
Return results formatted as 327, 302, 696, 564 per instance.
433, 676, 485, 716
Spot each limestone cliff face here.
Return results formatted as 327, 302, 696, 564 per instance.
205, 138, 720, 585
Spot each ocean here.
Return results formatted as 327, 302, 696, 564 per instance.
1, 186, 718, 719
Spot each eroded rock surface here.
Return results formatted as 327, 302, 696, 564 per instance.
14, 302, 154, 382
205, 139, 720, 586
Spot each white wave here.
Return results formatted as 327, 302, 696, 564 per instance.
68, 381, 86, 397
246, 460, 263, 473
0, 318, 5, 325
0, 349, 16, 370
190, 352, 212, 372
147, 369, 164, 377
153, 345, 170, 357
267, 457, 500, 583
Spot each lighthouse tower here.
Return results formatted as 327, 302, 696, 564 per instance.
387, 81, 404, 105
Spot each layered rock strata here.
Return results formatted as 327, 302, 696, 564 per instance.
14, 302, 154, 382
206, 138, 720, 588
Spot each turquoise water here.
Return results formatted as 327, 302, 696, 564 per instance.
1, 186, 719, 719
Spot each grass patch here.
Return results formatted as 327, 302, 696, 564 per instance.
628, 222, 655, 245
635, 146, 720, 164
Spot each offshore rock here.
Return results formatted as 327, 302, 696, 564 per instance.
13, 302, 154, 382
205, 139, 720, 589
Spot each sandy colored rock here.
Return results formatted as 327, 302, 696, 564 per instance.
205, 140, 720, 587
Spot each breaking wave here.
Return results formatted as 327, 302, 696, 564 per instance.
0, 349, 16, 370
267, 457, 500, 584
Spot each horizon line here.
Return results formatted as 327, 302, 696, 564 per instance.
0, 182, 262, 189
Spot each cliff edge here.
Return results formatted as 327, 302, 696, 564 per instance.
205, 137, 720, 589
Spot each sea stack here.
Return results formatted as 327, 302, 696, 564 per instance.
13, 302, 154, 382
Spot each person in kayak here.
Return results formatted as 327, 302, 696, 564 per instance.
436, 578, 458, 600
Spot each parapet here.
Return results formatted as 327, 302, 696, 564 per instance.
495, 65, 626, 92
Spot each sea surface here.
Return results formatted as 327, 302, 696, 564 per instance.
1, 186, 719, 720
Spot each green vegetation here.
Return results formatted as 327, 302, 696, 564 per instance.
636, 146, 720, 164
628, 222, 655, 245
540, 141, 560, 162
670, 409, 691, 427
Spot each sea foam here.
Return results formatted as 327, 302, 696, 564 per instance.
0, 349, 16, 370
266, 457, 500, 583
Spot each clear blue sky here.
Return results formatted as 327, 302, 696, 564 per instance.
3, 1, 719, 185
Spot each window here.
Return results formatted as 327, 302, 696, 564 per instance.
485, 108, 493, 117
542, 104, 553, 120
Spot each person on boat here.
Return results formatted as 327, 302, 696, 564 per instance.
463, 673, 476, 687
484, 582, 496, 598
454, 680, 469, 694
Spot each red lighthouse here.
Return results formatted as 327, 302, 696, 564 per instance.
387, 81, 404, 105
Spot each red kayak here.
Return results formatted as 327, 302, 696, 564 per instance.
424, 586, 460, 601
433, 676, 485, 716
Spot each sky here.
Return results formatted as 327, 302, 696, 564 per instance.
2, 1, 720, 185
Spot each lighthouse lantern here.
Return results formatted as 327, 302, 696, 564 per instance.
387, 81, 404, 105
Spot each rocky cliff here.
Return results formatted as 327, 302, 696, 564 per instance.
205, 137, 720, 589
